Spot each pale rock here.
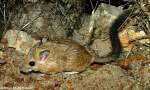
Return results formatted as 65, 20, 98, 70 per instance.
90, 39, 112, 57
72, 3, 123, 45
4, 30, 40, 54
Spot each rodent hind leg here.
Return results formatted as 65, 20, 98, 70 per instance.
65, 59, 89, 72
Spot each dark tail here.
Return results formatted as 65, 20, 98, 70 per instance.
109, 9, 132, 59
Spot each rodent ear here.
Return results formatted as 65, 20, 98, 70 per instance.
39, 50, 50, 61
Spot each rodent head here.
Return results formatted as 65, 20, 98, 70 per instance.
21, 45, 63, 74
21, 47, 50, 73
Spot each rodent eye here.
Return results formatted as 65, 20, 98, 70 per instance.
29, 61, 35, 66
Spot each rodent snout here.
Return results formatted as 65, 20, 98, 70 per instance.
20, 61, 36, 74
20, 67, 33, 74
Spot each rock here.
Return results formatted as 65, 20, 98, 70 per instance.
119, 27, 149, 51
72, 3, 123, 45
3, 30, 40, 54
90, 39, 112, 57
92, 3, 123, 39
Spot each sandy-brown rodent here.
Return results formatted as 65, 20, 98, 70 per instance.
21, 39, 99, 74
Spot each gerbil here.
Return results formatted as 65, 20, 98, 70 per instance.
21, 39, 113, 74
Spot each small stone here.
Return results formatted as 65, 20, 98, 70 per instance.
90, 39, 112, 57
119, 27, 148, 51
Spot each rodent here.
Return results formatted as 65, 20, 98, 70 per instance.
21, 39, 113, 74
